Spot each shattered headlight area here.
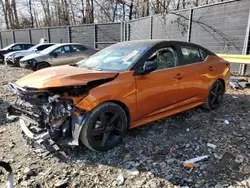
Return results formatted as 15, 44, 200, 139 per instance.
7, 82, 87, 149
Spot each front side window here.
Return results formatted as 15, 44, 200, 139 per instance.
79, 43, 150, 71
54, 46, 70, 55
148, 47, 177, 71
11, 45, 22, 50
181, 46, 202, 65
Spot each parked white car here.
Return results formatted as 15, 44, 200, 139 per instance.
5, 43, 55, 66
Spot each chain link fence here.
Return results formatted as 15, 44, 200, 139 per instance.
0, 23, 122, 49
126, 0, 250, 75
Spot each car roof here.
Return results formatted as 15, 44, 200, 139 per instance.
118, 39, 199, 46
14, 42, 35, 45
118, 39, 215, 55
54, 43, 85, 46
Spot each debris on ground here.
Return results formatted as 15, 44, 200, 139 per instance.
183, 155, 210, 165
230, 77, 250, 89
116, 174, 125, 186
207, 143, 217, 149
1, 66, 250, 187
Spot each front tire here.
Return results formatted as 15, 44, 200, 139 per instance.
80, 102, 128, 151
203, 80, 225, 110
35, 62, 50, 71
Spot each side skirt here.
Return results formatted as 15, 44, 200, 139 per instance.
130, 101, 204, 129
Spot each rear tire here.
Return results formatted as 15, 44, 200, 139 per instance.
35, 62, 50, 71
80, 102, 128, 151
203, 80, 225, 110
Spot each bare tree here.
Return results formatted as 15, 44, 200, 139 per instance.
0, 0, 9, 29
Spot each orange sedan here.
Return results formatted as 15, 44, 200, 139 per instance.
7, 40, 230, 151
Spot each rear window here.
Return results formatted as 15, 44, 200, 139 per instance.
181, 46, 202, 65
71, 45, 87, 52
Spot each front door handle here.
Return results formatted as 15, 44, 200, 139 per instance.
174, 73, 184, 80
208, 66, 215, 71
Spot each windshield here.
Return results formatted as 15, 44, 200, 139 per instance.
2, 44, 14, 50
78, 43, 151, 71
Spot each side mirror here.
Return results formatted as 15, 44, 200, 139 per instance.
134, 61, 158, 75
52, 52, 58, 58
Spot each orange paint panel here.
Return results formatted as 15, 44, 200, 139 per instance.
16, 65, 118, 89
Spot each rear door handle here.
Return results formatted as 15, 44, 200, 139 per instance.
208, 66, 215, 71
174, 73, 184, 80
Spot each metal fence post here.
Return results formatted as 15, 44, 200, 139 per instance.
120, 22, 123, 42
0, 32, 2, 48
28, 29, 32, 43
123, 22, 127, 41
126, 22, 130, 41
48, 28, 51, 43
93, 24, 96, 49
68, 26, 72, 43
187, 8, 193, 42
241, 10, 250, 75
149, 16, 153, 39
12, 30, 16, 43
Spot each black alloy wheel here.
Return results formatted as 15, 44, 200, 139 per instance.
81, 102, 128, 151
203, 80, 225, 110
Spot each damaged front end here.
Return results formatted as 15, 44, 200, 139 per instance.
7, 82, 90, 146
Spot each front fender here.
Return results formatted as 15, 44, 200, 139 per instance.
75, 71, 137, 123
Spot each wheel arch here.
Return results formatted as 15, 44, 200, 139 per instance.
107, 100, 131, 128
35, 61, 51, 70
217, 78, 225, 91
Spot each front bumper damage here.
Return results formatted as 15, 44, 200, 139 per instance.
7, 82, 89, 148
19, 60, 36, 70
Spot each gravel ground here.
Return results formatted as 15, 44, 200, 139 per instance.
1, 65, 250, 188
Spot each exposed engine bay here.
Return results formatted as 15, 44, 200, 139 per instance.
7, 78, 114, 146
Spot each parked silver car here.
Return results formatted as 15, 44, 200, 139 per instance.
19, 43, 97, 70
5, 43, 55, 66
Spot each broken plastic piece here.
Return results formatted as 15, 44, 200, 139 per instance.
207, 143, 217, 149
183, 155, 210, 165
116, 174, 124, 185
184, 163, 195, 169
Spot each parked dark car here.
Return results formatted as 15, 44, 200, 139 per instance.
0, 43, 34, 63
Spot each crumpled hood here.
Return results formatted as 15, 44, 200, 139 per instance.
20, 53, 43, 61
5, 52, 17, 59
14, 50, 35, 58
16, 65, 118, 89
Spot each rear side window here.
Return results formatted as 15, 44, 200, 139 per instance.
37, 44, 53, 51
181, 46, 202, 65
71, 45, 87, 52
23, 44, 33, 49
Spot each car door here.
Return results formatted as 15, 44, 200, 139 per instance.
69, 45, 90, 63
177, 45, 213, 102
50, 45, 72, 66
135, 44, 187, 120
